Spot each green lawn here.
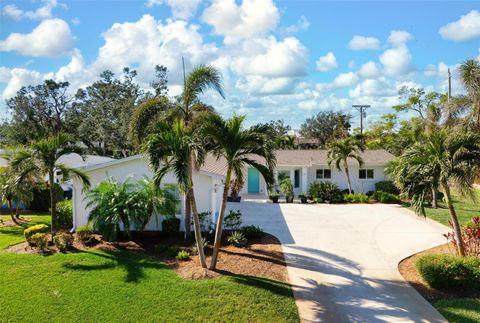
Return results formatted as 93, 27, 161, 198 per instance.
0, 215, 51, 250
434, 298, 480, 323
0, 214, 299, 322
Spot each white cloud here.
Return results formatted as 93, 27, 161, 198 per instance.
315, 52, 338, 72
71, 17, 80, 25
1, 0, 60, 21
0, 18, 74, 57
358, 61, 380, 78
0, 67, 45, 100
284, 15, 310, 33
1, 4, 23, 20
349, 77, 396, 98
146, 0, 201, 20
379, 44, 413, 76
387, 30, 412, 46
236, 75, 297, 95
333, 72, 358, 87
202, 0, 279, 44
348, 35, 380, 50
439, 10, 480, 42
424, 62, 450, 79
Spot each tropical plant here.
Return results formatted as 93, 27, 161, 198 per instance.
200, 114, 275, 269
136, 178, 177, 229
280, 178, 294, 198
227, 231, 248, 247
387, 130, 480, 256
9, 133, 90, 234
175, 250, 191, 261
444, 216, 480, 257
327, 137, 363, 194
308, 181, 342, 203
224, 210, 243, 231
241, 225, 265, 240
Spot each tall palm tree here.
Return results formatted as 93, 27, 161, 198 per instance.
202, 115, 276, 269
130, 64, 224, 242
144, 120, 208, 268
10, 133, 90, 234
137, 178, 177, 229
327, 138, 363, 194
387, 130, 480, 256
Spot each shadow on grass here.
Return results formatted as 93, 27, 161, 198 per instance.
63, 250, 168, 283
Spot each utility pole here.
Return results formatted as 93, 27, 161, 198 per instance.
352, 104, 370, 138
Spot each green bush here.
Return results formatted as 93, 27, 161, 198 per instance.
416, 254, 480, 289
162, 216, 180, 233
30, 233, 48, 250
76, 225, 95, 245
27, 184, 64, 212
24, 224, 49, 243
374, 181, 399, 195
343, 193, 369, 203
227, 231, 248, 247
308, 181, 343, 203
191, 237, 208, 256
241, 225, 265, 240
166, 246, 179, 258
56, 200, 73, 229
53, 232, 73, 251
313, 197, 322, 203
224, 210, 242, 230
175, 250, 190, 261
372, 190, 400, 203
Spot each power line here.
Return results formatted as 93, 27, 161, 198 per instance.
352, 104, 370, 138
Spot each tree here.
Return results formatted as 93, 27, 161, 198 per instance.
10, 133, 90, 234
300, 111, 351, 148
145, 120, 208, 268
253, 120, 296, 149
387, 130, 480, 256
393, 87, 443, 120
327, 137, 363, 194
202, 115, 275, 269
136, 178, 177, 229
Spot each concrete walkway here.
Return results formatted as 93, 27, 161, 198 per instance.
226, 202, 449, 322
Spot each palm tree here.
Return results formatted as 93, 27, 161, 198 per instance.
387, 130, 480, 256
144, 120, 208, 268
130, 64, 224, 242
137, 178, 178, 229
327, 138, 363, 194
10, 133, 90, 234
202, 115, 275, 269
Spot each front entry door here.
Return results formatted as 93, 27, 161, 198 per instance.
248, 168, 260, 193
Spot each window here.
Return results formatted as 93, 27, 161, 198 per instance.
359, 169, 374, 179
164, 184, 182, 214
294, 169, 300, 188
316, 169, 331, 179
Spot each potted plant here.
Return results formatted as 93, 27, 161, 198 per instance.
280, 178, 294, 203
299, 193, 308, 204
269, 192, 280, 203
227, 179, 243, 202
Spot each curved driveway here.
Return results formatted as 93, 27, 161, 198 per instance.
226, 202, 448, 322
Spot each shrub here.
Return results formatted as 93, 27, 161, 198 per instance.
280, 178, 294, 197
444, 216, 480, 257
374, 181, 399, 195
365, 190, 375, 197
343, 193, 369, 203
162, 216, 181, 233
175, 250, 191, 261
53, 232, 73, 251
227, 231, 247, 247
28, 184, 64, 212
166, 246, 179, 258
24, 224, 49, 243
56, 200, 73, 229
30, 233, 48, 250
224, 210, 242, 230
191, 237, 208, 255
308, 181, 343, 203
241, 225, 265, 240
372, 190, 400, 203
416, 254, 480, 289
76, 225, 95, 245
269, 193, 280, 203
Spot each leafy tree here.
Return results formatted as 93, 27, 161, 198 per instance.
253, 120, 296, 149
327, 137, 363, 194
10, 133, 90, 234
387, 130, 480, 256
300, 111, 351, 148
201, 114, 275, 269
393, 87, 443, 120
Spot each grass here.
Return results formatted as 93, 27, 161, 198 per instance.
0, 214, 51, 250
433, 298, 480, 323
0, 214, 299, 322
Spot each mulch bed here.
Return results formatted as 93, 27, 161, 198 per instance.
7, 232, 289, 283
398, 243, 480, 301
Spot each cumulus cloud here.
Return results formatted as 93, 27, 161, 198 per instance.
439, 10, 480, 42
315, 52, 338, 72
202, 0, 279, 44
1, 0, 61, 21
379, 44, 413, 76
146, 0, 201, 20
284, 15, 310, 33
348, 35, 380, 50
0, 18, 74, 57
236, 75, 298, 95
358, 61, 380, 78
333, 72, 358, 87
0, 67, 45, 100
349, 77, 396, 98
387, 30, 412, 46
424, 62, 450, 79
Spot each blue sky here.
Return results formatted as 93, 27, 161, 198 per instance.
1, 0, 479, 129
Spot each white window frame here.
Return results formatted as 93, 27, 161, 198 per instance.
316, 169, 332, 179
359, 169, 374, 180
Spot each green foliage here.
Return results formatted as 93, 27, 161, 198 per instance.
299, 111, 351, 148
56, 200, 73, 229
53, 232, 73, 251
298, 192, 308, 198
308, 181, 343, 203
372, 190, 400, 203
166, 246, 179, 258
162, 216, 181, 233
313, 197, 322, 203
343, 193, 369, 203
375, 181, 399, 195
30, 233, 48, 250
191, 237, 208, 256
241, 225, 265, 240
76, 225, 95, 245
280, 178, 294, 197
416, 254, 480, 289
433, 298, 480, 323
227, 231, 248, 247
24, 224, 49, 242
28, 184, 64, 212
224, 210, 242, 230
175, 250, 191, 261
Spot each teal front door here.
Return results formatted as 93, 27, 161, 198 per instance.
248, 168, 260, 193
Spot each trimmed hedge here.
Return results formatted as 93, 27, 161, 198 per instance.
30, 233, 48, 249
53, 232, 73, 251
416, 254, 480, 289
374, 181, 399, 195
24, 224, 49, 242
308, 181, 343, 203
372, 190, 400, 203
56, 200, 73, 229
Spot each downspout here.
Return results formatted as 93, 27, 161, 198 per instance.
70, 184, 76, 233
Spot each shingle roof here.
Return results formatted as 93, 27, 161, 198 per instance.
0, 152, 114, 169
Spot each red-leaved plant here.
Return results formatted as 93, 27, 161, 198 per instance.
444, 216, 480, 257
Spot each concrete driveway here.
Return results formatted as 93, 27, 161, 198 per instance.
226, 202, 449, 322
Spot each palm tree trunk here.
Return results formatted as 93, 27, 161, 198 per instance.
431, 187, 438, 208
15, 202, 21, 219
210, 168, 232, 270
8, 199, 19, 225
49, 171, 57, 236
189, 187, 207, 268
184, 192, 192, 242
442, 183, 466, 256
345, 160, 352, 194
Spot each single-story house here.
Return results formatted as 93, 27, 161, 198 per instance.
71, 149, 395, 231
